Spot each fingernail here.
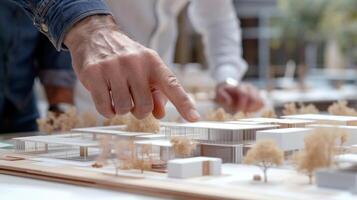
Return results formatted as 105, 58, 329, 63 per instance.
188, 109, 200, 121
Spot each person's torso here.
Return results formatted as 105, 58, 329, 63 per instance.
0, 1, 40, 110
106, 0, 189, 65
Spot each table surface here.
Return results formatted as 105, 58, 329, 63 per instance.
0, 132, 169, 200
0, 174, 167, 200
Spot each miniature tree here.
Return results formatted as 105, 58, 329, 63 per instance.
56, 107, 80, 131
282, 103, 319, 115
260, 108, 277, 118
103, 114, 129, 126
232, 111, 248, 120
114, 139, 138, 171
80, 112, 97, 127
243, 140, 284, 183
95, 135, 112, 167
282, 103, 299, 115
170, 136, 196, 158
293, 127, 340, 184
136, 144, 153, 173
205, 108, 232, 121
37, 106, 80, 134
126, 114, 160, 133
298, 103, 319, 114
37, 111, 56, 134
328, 100, 357, 116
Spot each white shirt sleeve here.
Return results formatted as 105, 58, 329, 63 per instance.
188, 0, 247, 83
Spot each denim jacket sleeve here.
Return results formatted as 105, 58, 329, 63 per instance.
36, 34, 76, 88
11, 0, 111, 51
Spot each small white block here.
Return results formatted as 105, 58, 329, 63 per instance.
167, 157, 222, 178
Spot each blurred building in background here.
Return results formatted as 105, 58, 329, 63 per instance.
174, 0, 356, 90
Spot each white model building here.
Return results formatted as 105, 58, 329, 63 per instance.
134, 139, 174, 161
283, 114, 357, 126
12, 122, 279, 164
160, 122, 278, 144
256, 128, 312, 152
238, 118, 314, 128
167, 157, 222, 178
13, 134, 99, 160
160, 122, 278, 163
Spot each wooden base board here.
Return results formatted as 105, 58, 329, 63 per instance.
0, 157, 276, 200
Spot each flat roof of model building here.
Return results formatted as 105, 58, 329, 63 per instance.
223, 121, 268, 125
308, 124, 357, 130
238, 117, 314, 124
168, 156, 221, 164
72, 126, 156, 137
160, 121, 278, 130
257, 127, 312, 134
13, 135, 98, 147
134, 139, 172, 147
282, 114, 357, 122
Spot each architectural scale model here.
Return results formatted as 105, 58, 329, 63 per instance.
160, 121, 278, 163
316, 154, 357, 192
283, 114, 357, 125
167, 157, 222, 178
238, 117, 314, 128
256, 128, 311, 155
1, 103, 357, 199
307, 124, 357, 145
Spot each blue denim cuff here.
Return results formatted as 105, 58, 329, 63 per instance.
34, 0, 111, 51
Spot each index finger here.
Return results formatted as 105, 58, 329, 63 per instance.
150, 64, 200, 122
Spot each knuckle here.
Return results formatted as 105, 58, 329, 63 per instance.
81, 63, 101, 78
133, 103, 153, 118
167, 75, 181, 89
118, 53, 138, 64
142, 49, 156, 57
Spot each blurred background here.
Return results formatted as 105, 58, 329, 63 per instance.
171, 0, 357, 113
17, 0, 357, 121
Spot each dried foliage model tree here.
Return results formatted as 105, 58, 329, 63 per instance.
81, 112, 97, 127
260, 108, 277, 118
205, 108, 249, 121
244, 140, 284, 183
103, 114, 129, 126
37, 107, 80, 134
96, 136, 153, 175
328, 100, 357, 116
126, 114, 160, 133
282, 103, 319, 115
37, 107, 100, 134
170, 137, 196, 158
293, 127, 345, 184
206, 108, 232, 121
136, 144, 153, 173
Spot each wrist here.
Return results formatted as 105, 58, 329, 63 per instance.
64, 15, 117, 50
